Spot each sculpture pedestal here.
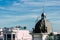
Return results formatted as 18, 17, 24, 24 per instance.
31, 33, 42, 40
30, 33, 48, 40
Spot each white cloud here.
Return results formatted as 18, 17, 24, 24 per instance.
13, 2, 21, 6
0, 0, 60, 31
45, 1, 60, 6
24, 1, 60, 6
0, 0, 2, 1
0, 1, 60, 12
47, 11, 60, 18
0, 14, 39, 24
0, 7, 6, 9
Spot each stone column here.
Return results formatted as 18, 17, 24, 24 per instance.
6, 34, 7, 40
3, 34, 4, 40
11, 34, 13, 40
32, 33, 34, 40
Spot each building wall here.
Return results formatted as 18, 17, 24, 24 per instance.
15, 30, 32, 40
0, 28, 3, 40
3, 27, 32, 40
31, 33, 42, 40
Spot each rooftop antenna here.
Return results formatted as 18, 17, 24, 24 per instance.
35, 0, 47, 25
35, 1, 46, 24
43, 5, 45, 13
42, 1, 45, 13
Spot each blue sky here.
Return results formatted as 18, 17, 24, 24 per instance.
0, 0, 60, 32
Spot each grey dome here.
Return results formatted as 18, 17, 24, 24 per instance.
33, 13, 52, 33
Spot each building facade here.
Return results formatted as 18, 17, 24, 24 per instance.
3, 27, 32, 40
0, 27, 32, 40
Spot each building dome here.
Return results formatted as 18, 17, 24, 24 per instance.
33, 13, 52, 33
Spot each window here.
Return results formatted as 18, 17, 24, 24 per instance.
0, 39, 3, 40
0, 32, 1, 35
13, 34, 15, 40
13, 34, 15, 38
7, 34, 11, 40
7, 34, 11, 38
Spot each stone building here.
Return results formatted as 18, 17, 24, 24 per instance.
3, 27, 32, 40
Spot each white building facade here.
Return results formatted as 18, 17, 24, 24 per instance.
0, 27, 32, 40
